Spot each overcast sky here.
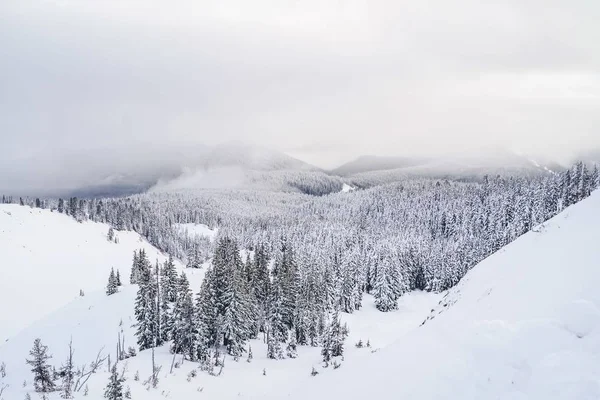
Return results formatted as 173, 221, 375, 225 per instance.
1, 0, 599, 190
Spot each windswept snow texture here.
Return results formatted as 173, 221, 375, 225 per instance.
278, 191, 600, 400
0, 204, 180, 342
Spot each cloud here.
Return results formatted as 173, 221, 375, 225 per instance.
0, 0, 598, 191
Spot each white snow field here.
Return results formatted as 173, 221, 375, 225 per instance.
277, 190, 600, 400
1, 190, 599, 400
0, 204, 184, 343
174, 222, 218, 241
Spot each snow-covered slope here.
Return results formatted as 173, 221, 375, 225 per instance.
0, 287, 437, 400
0, 204, 182, 343
279, 191, 600, 400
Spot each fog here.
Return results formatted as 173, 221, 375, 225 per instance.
1, 1, 599, 194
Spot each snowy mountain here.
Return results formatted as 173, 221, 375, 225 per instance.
334, 149, 564, 187
278, 190, 600, 400
331, 155, 429, 176
3, 143, 323, 198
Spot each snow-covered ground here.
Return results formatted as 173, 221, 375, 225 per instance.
341, 183, 355, 193
174, 222, 218, 241
278, 191, 600, 400
1, 190, 599, 399
0, 205, 183, 343
0, 285, 438, 399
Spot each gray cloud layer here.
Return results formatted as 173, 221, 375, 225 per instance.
1, 0, 599, 192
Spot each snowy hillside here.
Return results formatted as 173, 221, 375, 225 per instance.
278, 190, 600, 400
0, 204, 182, 343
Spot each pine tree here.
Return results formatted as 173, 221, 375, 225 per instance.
103, 365, 123, 400
251, 244, 271, 333
373, 263, 398, 312
26, 338, 55, 393
171, 272, 197, 360
247, 345, 253, 363
115, 270, 122, 287
195, 268, 218, 353
222, 283, 249, 357
328, 310, 347, 358
133, 256, 158, 351
266, 327, 284, 360
107, 227, 115, 242
162, 255, 178, 302
268, 283, 288, 344
129, 250, 139, 285
286, 334, 298, 359
159, 278, 173, 343
106, 268, 118, 296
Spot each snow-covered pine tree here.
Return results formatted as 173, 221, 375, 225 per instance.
115, 269, 122, 287
268, 283, 288, 345
153, 260, 164, 348
103, 365, 123, 400
162, 255, 178, 302
373, 261, 398, 312
286, 333, 298, 359
107, 227, 114, 242
266, 326, 284, 360
222, 272, 250, 358
251, 244, 271, 333
328, 309, 347, 358
26, 338, 55, 393
159, 282, 172, 344
171, 272, 197, 360
106, 268, 118, 296
195, 267, 218, 353
133, 256, 158, 351
129, 250, 139, 284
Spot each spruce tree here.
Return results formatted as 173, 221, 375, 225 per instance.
26, 338, 55, 393
266, 327, 284, 360
133, 256, 158, 351
103, 365, 123, 400
162, 255, 178, 302
286, 334, 298, 359
171, 272, 197, 360
373, 263, 398, 312
106, 268, 118, 296
195, 267, 218, 351
129, 250, 139, 285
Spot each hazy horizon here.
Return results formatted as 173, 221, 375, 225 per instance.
1, 1, 599, 191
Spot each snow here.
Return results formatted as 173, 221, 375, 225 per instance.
0, 205, 183, 343
2, 190, 600, 399
0, 288, 438, 399
341, 183, 355, 193
278, 190, 600, 400
174, 222, 218, 241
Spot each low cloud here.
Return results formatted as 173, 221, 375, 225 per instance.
0, 0, 598, 192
